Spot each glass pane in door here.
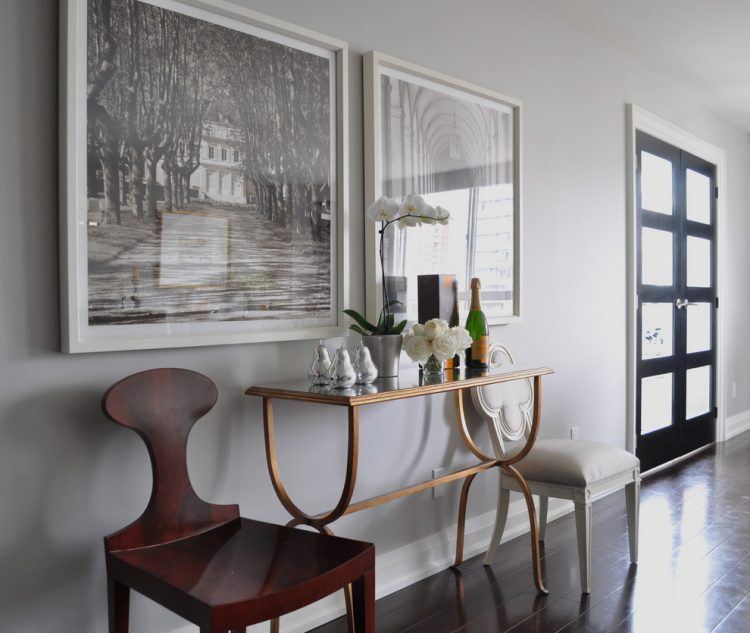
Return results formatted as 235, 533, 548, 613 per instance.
642, 228, 673, 286
687, 236, 711, 288
641, 152, 673, 215
642, 303, 673, 359
641, 373, 673, 434
686, 366, 711, 419
686, 169, 711, 224
687, 303, 711, 353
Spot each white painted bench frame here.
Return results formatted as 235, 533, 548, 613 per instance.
473, 346, 641, 593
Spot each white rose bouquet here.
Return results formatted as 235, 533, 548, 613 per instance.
403, 318, 473, 366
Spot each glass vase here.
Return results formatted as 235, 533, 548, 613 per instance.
423, 354, 444, 377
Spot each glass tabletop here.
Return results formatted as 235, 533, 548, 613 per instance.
246, 364, 553, 406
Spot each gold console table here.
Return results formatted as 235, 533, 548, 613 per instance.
246, 364, 554, 630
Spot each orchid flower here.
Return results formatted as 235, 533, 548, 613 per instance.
353, 194, 452, 332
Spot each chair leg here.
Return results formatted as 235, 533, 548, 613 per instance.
351, 569, 375, 633
483, 484, 510, 565
574, 502, 592, 594
107, 576, 129, 633
625, 479, 640, 564
269, 619, 280, 633
538, 496, 549, 542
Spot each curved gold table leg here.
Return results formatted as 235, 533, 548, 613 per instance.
263, 399, 361, 631
502, 463, 548, 594
453, 389, 496, 566
263, 398, 360, 528
453, 472, 477, 566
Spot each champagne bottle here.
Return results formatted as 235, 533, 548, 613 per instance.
445, 278, 460, 371
465, 278, 489, 369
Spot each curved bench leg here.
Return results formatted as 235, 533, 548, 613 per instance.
484, 482, 510, 566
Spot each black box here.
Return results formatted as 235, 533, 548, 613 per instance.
417, 274, 458, 324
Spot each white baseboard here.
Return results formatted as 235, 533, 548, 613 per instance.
172, 496, 573, 633
724, 408, 750, 440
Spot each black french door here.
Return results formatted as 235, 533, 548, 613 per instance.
635, 131, 717, 472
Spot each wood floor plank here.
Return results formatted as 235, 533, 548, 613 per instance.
310, 431, 750, 633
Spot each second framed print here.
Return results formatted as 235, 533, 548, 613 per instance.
364, 51, 522, 326
61, 0, 349, 352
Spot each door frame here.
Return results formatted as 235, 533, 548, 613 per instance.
626, 104, 728, 456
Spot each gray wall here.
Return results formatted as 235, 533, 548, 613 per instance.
2, 1, 749, 631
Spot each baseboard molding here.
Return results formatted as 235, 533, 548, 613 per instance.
725, 409, 750, 440
172, 496, 573, 633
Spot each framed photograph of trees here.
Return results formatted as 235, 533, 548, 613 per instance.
363, 52, 522, 327
60, 0, 348, 352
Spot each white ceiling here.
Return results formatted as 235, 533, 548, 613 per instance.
532, 0, 750, 131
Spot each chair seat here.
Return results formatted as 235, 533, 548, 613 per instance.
108, 517, 373, 628
511, 439, 639, 487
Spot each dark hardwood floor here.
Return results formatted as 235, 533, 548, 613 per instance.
311, 431, 750, 633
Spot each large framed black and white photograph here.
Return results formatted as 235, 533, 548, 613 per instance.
364, 51, 521, 326
61, 0, 348, 352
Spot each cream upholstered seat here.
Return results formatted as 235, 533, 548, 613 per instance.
472, 346, 640, 594
513, 439, 640, 487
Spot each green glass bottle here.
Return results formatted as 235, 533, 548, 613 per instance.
465, 278, 489, 369
445, 278, 460, 371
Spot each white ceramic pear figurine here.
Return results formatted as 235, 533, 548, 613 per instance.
354, 342, 378, 384
328, 346, 356, 389
308, 340, 332, 385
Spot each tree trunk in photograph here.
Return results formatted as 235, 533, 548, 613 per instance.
181, 172, 191, 205
294, 183, 307, 234
175, 175, 183, 210
144, 148, 158, 218
101, 149, 121, 225
308, 185, 320, 241
130, 152, 145, 220
274, 183, 284, 225
164, 167, 174, 211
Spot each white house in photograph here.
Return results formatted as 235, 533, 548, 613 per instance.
156, 119, 248, 205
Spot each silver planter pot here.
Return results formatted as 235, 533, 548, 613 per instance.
362, 334, 403, 378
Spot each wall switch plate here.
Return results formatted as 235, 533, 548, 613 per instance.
732, 382, 737, 398
432, 467, 445, 498
570, 426, 580, 440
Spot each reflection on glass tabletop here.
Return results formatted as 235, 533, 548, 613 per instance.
246, 365, 553, 406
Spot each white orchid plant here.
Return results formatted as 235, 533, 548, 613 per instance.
403, 318, 473, 364
344, 194, 451, 336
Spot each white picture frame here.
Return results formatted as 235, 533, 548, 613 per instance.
363, 51, 522, 326
60, 0, 349, 352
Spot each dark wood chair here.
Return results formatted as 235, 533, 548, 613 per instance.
102, 368, 375, 633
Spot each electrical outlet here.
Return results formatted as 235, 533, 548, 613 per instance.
570, 426, 580, 440
732, 382, 737, 398
432, 467, 445, 498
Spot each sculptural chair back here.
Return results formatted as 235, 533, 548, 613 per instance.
102, 368, 240, 552
470, 345, 535, 460
101, 368, 375, 633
